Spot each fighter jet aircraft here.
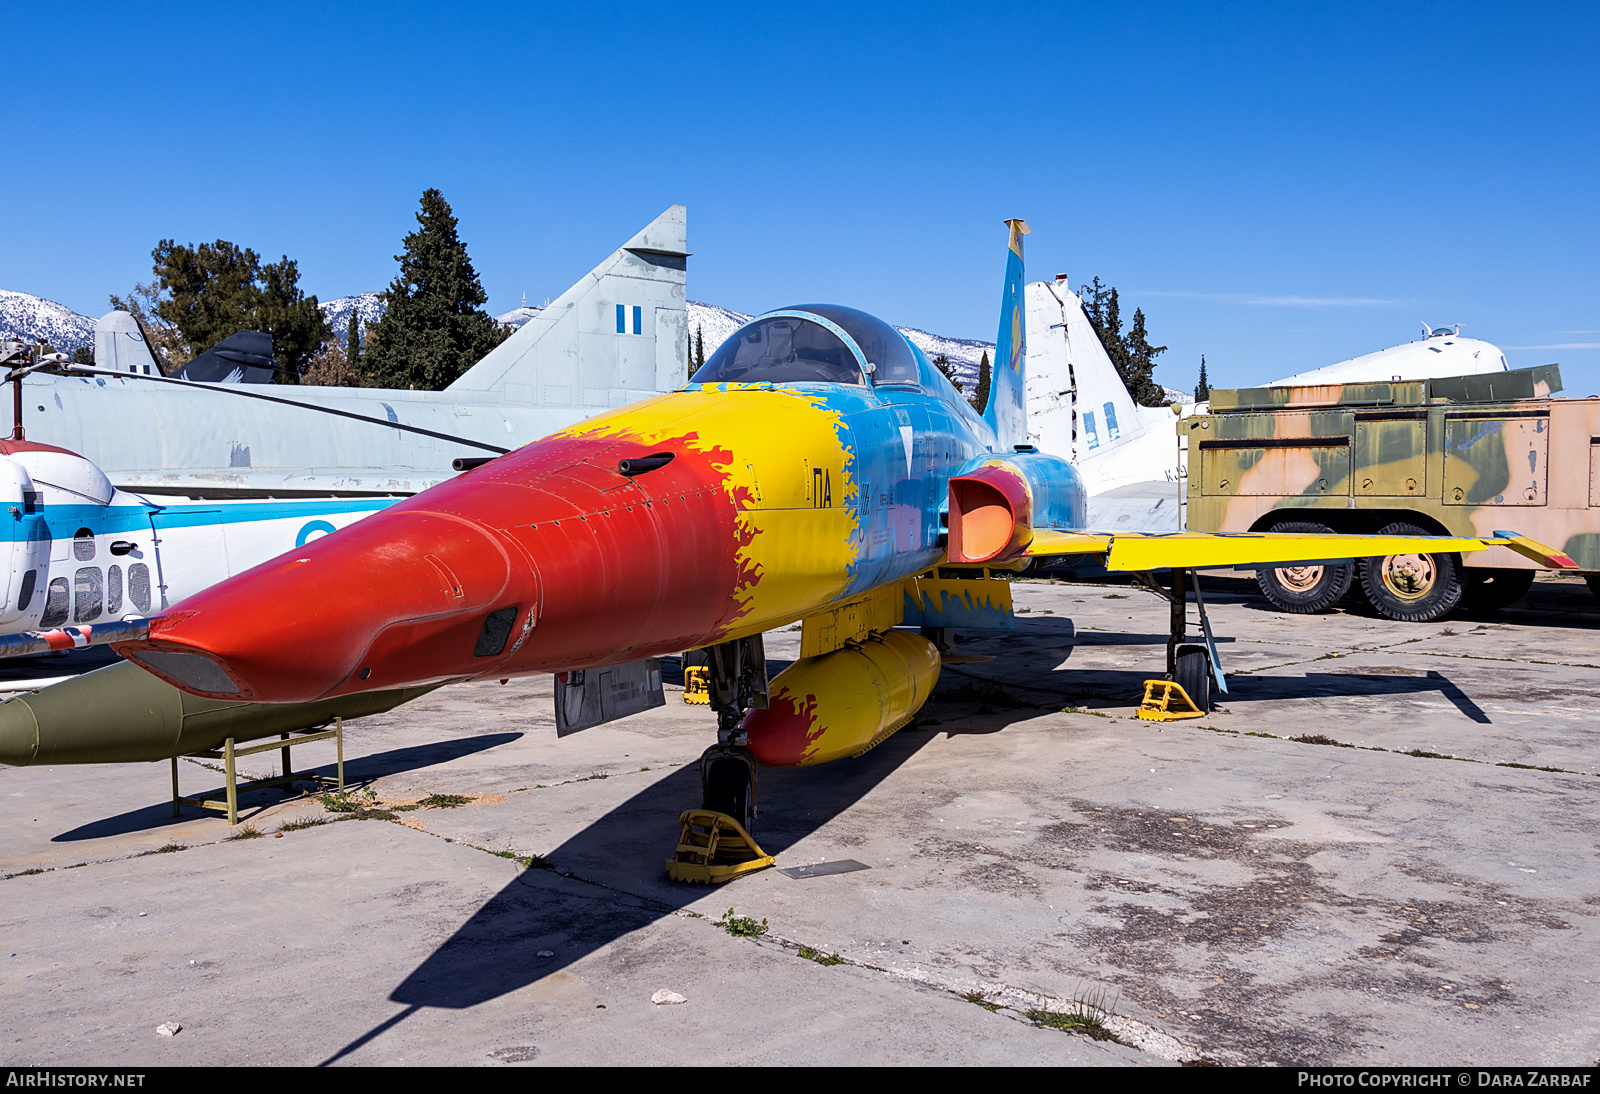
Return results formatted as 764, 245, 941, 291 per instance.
111, 219, 1562, 841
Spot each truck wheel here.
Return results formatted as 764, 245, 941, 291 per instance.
1460, 569, 1535, 612
1173, 643, 1211, 713
1358, 521, 1463, 623
1255, 521, 1353, 612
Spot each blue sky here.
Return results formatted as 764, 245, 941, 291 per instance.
3, 2, 1596, 393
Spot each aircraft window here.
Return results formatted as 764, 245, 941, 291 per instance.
106, 565, 123, 615
15, 569, 35, 612
73, 528, 95, 561
41, 578, 69, 627
693, 317, 865, 385
128, 563, 152, 614
785, 304, 920, 386
74, 567, 103, 622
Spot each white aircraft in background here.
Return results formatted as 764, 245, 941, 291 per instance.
1023, 279, 1511, 530
0, 432, 395, 649
22, 207, 690, 497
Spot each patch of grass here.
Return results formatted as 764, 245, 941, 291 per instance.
8, 868, 46, 877
486, 849, 555, 871
1292, 734, 1353, 747
961, 991, 999, 1012
276, 816, 328, 833
1062, 705, 1110, 718
155, 844, 186, 854
417, 793, 474, 809
1103, 594, 1128, 599
348, 809, 398, 821
225, 825, 263, 840
1025, 984, 1122, 1042
1407, 748, 1458, 760
797, 947, 844, 966
578, 771, 610, 781
1439, 628, 1459, 636
321, 787, 377, 814
722, 908, 768, 938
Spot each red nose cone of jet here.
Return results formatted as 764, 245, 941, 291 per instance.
116, 510, 521, 703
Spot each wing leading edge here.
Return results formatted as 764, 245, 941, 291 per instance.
1020, 529, 1577, 573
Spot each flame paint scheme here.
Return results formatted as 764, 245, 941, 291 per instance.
114, 221, 1562, 805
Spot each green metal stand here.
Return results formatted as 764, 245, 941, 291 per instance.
171, 717, 345, 826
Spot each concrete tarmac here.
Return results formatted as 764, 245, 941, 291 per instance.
2, 573, 1597, 1066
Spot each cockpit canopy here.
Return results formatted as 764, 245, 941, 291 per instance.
691, 304, 920, 386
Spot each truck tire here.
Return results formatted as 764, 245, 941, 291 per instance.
1358, 521, 1463, 623
1255, 521, 1354, 613
1460, 568, 1535, 612
1173, 643, 1211, 713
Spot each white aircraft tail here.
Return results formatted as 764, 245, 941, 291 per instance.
1024, 278, 1181, 495
94, 311, 162, 376
448, 205, 688, 404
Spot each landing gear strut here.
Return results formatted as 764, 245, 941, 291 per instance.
1150, 567, 1227, 713
697, 634, 768, 830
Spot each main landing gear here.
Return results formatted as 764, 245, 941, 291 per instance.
1135, 567, 1225, 719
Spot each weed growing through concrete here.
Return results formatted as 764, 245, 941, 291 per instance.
722, 908, 768, 938
797, 947, 843, 965
1025, 983, 1123, 1042
276, 817, 328, 832
155, 844, 186, 854
321, 787, 377, 813
6, 868, 46, 878
225, 825, 263, 840
418, 793, 473, 809
962, 991, 1000, 1012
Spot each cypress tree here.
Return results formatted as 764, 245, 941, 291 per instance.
1195, 355, 1210, 401
693, 326, 705, 376
363, 189, 508, 390
970, 350, 991, 413
346, 310, 361, 363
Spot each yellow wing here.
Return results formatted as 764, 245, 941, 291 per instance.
1021, 529, 1575, 573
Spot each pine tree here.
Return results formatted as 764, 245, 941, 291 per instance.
970, 350, 991, 413
363, 189, 508, 390
148, 241, 330, 382
1080, 276, 1168, 407
1195, 355, 1210, 401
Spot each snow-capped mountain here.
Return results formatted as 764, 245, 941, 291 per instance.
319, 292, 386, 344
2, 288, 1003, 393
0, 291, 97, 352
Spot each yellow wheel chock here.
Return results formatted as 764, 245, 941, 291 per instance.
1136, 679, 1206, 721
682, 665, 710, 705
665, 809, 775, 884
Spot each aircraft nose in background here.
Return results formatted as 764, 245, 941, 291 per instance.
115, 510, 522, 704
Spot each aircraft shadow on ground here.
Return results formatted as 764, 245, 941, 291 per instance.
318, 619, 1483, 1062
1228, 670, 1490, 723
50, 733, 523, 842
321, 723, 943, 1063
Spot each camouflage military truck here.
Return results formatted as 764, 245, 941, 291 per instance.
1181, 364, 1599, 622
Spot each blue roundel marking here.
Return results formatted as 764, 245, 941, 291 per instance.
296, 520, 337, 547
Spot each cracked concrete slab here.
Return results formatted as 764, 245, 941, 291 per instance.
1, 573, 1597, 1065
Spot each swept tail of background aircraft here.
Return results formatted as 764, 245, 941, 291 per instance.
23, 207, 690, 497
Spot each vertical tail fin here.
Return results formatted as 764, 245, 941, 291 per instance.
983, 218, 1030, 449
447, 206, 688, 404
